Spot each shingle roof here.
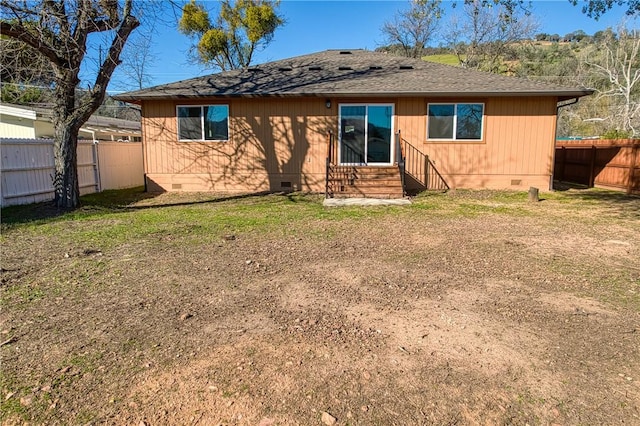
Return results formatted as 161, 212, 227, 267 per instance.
114, 49, 592, 102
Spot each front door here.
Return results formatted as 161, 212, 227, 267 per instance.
339, 104, 393, 165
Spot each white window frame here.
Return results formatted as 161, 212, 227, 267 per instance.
176, 104, 229, 142
426, 102, 485, 142
338, 103, 395, 166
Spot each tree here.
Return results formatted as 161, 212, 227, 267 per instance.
445, 0, 538, 72
0, 1, 140, 208
0, 33, 55, 104
571, 0, 640, 19
583, 25, 640, 136
381, 0, 443, 58
179, 0, 283, 71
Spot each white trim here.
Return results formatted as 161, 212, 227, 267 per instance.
426, 102, 485, 142
0, 104, 37, 120
176, 104, 230, 142
338, 103, 395, 166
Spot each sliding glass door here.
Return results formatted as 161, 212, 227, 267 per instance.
339, 104, 393, 165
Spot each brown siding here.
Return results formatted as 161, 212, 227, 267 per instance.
142, 98, 333, 192
141, 95, 559, 193
397, 97, 558, 190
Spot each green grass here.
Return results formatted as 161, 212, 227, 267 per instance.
422, 54, 462, 66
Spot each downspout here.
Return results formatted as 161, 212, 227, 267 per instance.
552, 98, 579, 190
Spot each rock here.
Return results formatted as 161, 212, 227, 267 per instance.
246, 260, 253, 265
321, 411, 337, 425
180, 313, 193, 321
224, 235, 236, 241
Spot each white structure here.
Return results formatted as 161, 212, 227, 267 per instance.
0, 103, 141, 141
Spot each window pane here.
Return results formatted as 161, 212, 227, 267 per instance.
367, 105, 392, 163
204, 105, 229, 140
178, 106, 202, 140
456, 104, 483, 140
428, 104, 454, 139
340, 105, 366, 164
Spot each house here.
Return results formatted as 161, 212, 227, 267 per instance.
114, 49, 592, 198
0, 103, 141, 142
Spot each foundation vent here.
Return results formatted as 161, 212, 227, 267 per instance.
511, 179, 522, 186
172, 183, 182, 190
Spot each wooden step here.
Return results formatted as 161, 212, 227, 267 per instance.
328, 165, 404, 199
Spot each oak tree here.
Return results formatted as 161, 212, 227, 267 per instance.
0, 0, 140, 208
381, 0, 443, 58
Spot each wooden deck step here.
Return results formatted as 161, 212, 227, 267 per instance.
328, 165, 404, 199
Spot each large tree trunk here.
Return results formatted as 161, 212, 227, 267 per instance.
53, 122, 81, 208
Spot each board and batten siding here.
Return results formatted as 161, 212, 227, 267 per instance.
142, 98, 333, 193
396, 96, 558, 190
142, 95, 559, 193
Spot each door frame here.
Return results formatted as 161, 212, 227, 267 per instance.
338, 103, 395, 166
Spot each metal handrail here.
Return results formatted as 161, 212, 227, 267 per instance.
325, 131, 333, 198
395, 130, 406, 196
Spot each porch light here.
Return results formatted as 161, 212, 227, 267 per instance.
325, 99, 331, 109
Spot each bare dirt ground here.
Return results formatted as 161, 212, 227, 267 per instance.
1, 189, 639, 425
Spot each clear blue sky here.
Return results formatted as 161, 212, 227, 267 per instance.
108, 0, 634, 92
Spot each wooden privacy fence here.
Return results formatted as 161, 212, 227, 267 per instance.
554, 139, 640, 195
1, 139, 144, 207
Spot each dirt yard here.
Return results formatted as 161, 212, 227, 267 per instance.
1, 189, 639, 425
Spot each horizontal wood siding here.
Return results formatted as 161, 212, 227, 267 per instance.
142, 98, 333, 193
397, 97, 558, 190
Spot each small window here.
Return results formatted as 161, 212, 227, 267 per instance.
177, 105, 229, 141
427, 103, 484, 141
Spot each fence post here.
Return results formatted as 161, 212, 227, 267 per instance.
629, 139, 639, 195
588, 145, 597, 187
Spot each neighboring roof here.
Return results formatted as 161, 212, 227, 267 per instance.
114, 49, 593, 103
1, 103, 141, 134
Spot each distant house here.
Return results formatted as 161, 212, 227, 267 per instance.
0, 103, 141, 142
114, 49, 592, 197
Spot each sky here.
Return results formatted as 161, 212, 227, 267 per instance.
107, 0, 634, 92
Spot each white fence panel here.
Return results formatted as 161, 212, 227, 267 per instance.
97, 141, 144, 190
1, 139, 143, 207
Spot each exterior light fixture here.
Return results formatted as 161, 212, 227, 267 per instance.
325, 99, 331, 109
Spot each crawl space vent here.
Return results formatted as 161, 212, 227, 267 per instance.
280, 181, 292, 189
511, 179, 522, 186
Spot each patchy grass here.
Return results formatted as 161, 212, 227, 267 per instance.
1, 187, 639, 424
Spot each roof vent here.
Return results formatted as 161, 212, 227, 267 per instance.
338, 66, 353, 71
339, 51, 352, 54
309, 66, 323, 71
247, 67, 261, 72
369, 66, 382, 70
278, 67, 293, 71
399, 65, 414, 70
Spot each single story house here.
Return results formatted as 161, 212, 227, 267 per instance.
0, 103, 141, 142
115, 49, 592, 198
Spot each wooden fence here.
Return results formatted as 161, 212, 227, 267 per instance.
554, 139, 640, 195
1, 139, 144, 207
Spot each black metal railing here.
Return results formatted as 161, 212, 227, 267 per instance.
325, 131, 333, 197
395, 130, 406, 196
400, 137, 449, 194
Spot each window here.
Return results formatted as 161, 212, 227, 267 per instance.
427, 103, 484, 141
177, 105, 229, 141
